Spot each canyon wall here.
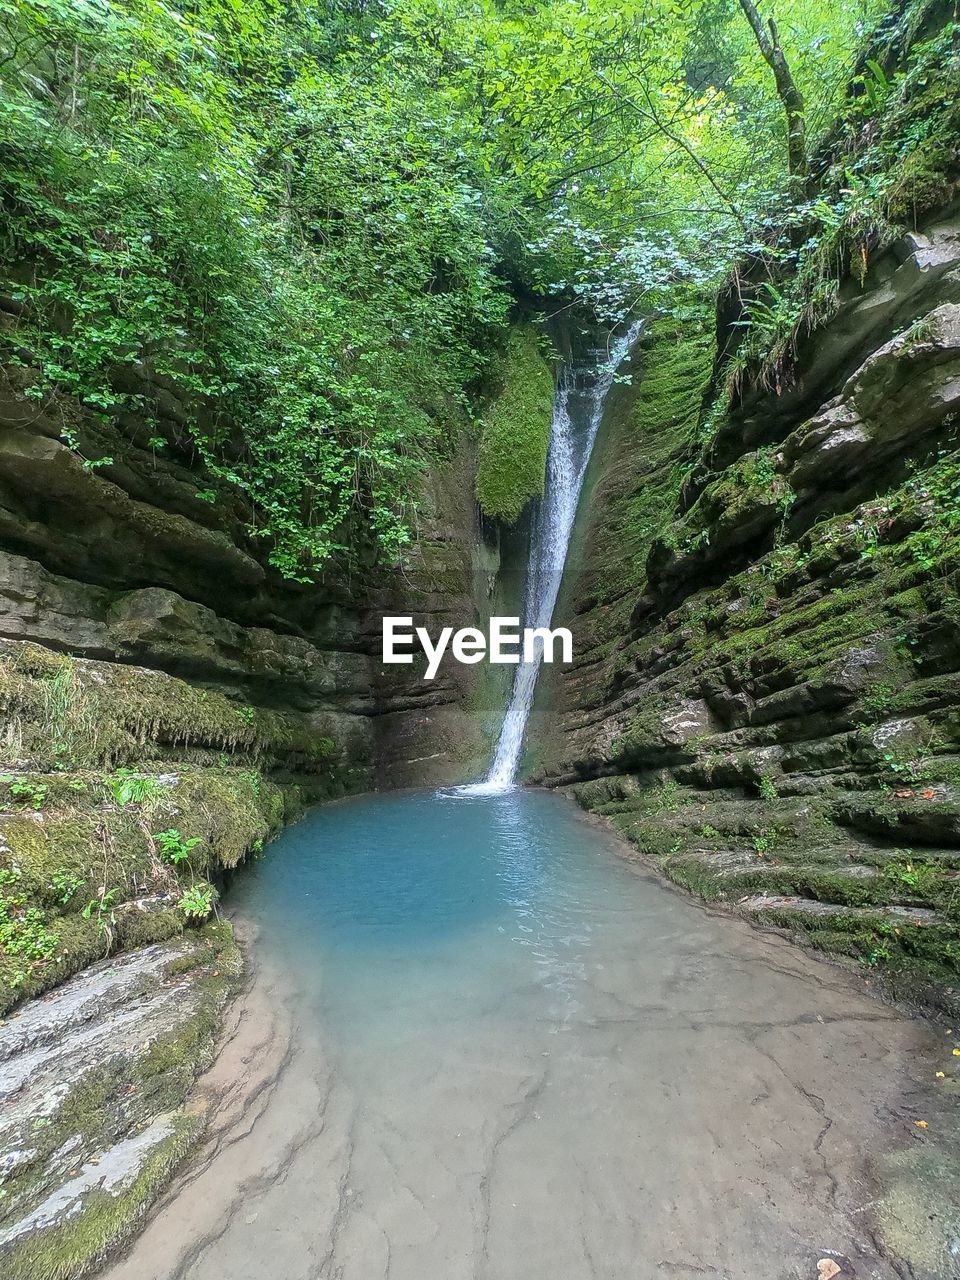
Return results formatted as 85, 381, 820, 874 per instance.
538, 202, 960, 1016
0, 318, 522, 1271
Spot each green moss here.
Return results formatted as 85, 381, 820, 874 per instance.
667, 447, 791, 570
611, 698, 667, 765
591, 314, 713, 611
0, 640, 337, 774
660, 853, 725, 901
1, 1113, 201, 1280
475, 324, 554, 523
0, 921, 239, 1280
571, 747, 960, 1007
572, 774, 642, 809
0, 764, 288, 1012
758, 903, 960, 975
867, 15, 960, 222
135, 1018, 215, 1105
113, 905, 182, 951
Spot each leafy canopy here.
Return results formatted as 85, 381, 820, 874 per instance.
0, 0, 890, 572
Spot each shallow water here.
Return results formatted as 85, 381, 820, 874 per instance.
104, 788, 948, 1280
237, 786, 686, 1044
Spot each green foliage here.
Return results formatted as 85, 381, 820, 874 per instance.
491, 0, 889, 321
7, 778, 48, 810
860, 682, 896, 717
49, 868, 85, 905
178, 883, 214, 920
0, 0, 508, 576
884, 853, 940, 897
724, 6, 960, 391
108, 769, 169, 807
154, 829, 202, 866
81, 886, 119, 934
0, 866, 59, 988
758, 774, 778, 803
864, 944, 891, 967
1, 0, 917, 577
475, 325, 555, 523
642, 778, 688, 815
902, 457, 960, 572
1, 0, 954, 578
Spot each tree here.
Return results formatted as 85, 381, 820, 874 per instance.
735, 0, 807, 179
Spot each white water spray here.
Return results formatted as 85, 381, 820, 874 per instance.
464, 321, 642, 795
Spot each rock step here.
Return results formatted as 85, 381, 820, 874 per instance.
0, 941, 190, 1068
739, 895, 944, 927
0, 1113, 184, 1251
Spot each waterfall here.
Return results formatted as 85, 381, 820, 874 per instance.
465, 321, 642, 795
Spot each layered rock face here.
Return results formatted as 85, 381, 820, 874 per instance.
0, 359, 497, 786
0, 352, 498, 1269
0, 926, 239, 1279
538, 208, 960, 1015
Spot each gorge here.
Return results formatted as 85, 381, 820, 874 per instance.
1, 0, 960, 1277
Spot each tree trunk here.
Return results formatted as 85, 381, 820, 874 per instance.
736, 0, 807, 180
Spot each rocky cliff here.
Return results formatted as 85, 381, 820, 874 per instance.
538, 197, 960, 1016
2, 0, 959, 1268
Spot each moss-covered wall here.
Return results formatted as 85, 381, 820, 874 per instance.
475, 323, 555, 524
0, 294, 506, 1271
0, 639, 298, 1273
0, 637, 336, 1012
540, 221, 960, 1015
538, 3, 960, 1016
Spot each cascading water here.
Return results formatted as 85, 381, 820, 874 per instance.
466, 320, 642, 795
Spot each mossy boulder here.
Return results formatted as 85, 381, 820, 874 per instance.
0, 764, 290, 1013
0, 636, 325, 1014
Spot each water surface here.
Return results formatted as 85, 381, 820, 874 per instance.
104, 788, 945, 1280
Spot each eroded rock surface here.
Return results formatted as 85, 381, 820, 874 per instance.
0, 927, 238, 1278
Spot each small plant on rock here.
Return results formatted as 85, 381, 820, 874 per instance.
154, 829, 202, 866
178, 883, 214, 920
861, 682, 895, 717
108, 769, 168, 806
883, 854, 939, 899
751, 830, 777, 856
864, 944, 891, 967
82, 886, 119, 936
9, 779, 48, 810
758, 775, 778, 803
0, 867, 59, 979
49, 869, 84, 905
659, 780, 686, 812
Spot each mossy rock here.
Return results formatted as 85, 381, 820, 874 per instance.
0, 639, 338, 774
0, 921, 241, 1280
0, 765, 288, 1013
475, 323, 555, 524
